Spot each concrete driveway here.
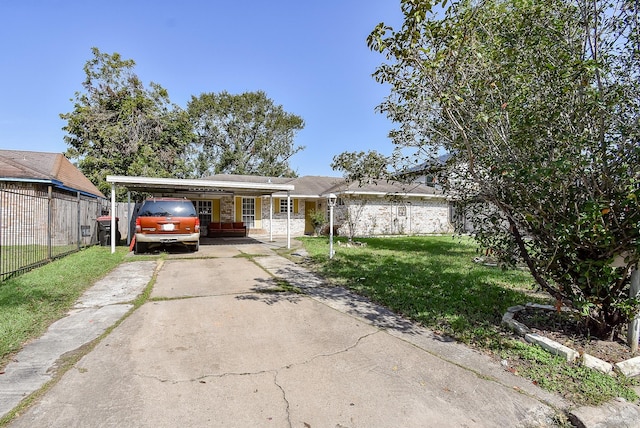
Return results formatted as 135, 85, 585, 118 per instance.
6, 237, 569, 427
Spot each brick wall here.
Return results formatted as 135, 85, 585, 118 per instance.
255, 195, 453, 238
336, 197, 453, 237
259, 196, 307, 235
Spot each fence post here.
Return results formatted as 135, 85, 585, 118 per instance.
628, 267, 640, 352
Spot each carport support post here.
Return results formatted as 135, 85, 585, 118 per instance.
110, 183, 116, 254
286, 192, 291, 249
269, 196, 273, 242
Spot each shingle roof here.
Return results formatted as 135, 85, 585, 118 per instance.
205, 174, 294, 185
285, 176, 344, 197
0, 150, 105, 198
203, 173, 442, 198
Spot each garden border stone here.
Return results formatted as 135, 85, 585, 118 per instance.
502, 303, 637, 375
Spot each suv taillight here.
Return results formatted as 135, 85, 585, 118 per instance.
135, 217, 141, 233
195, 218, 200, 232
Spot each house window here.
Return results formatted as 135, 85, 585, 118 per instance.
242, 198, 255, 228
280, 198, 293, 213
398, 205, 406, 217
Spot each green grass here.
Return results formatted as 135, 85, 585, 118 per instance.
1, 244, 82, 278
299, 235, 639, 406
0, 246, 128, 368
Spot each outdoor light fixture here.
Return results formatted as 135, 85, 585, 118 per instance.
327, 193, 337, 259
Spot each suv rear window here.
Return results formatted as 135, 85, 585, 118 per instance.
138, 200, 197, 217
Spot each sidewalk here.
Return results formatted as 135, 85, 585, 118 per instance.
1, 237, 638, 427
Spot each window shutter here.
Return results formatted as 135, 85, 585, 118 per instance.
293, 199, 299, 214
255, 198, 262, 221
274, 198, 280, 213
235, 197, 242, 221
212, 199, 221, 222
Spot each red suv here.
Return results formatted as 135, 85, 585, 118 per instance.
134, 198, 200, 253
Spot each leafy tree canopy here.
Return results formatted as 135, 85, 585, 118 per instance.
353, 0, 639, 338
61, 47, 192, 197
186, 91, 305, 178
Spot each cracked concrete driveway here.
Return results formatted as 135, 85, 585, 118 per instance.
8, 240, 566, 427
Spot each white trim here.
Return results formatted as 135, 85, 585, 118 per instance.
106, 175, 294, 193
110, 183, 116, 254
286, 192, 291, 249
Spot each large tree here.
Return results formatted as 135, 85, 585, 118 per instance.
61, 48, 192, 196
186, 91, 305, 177
355, 0, 639, 338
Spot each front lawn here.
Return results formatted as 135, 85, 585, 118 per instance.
0, 246, 128, 368
298, 235, 638, 406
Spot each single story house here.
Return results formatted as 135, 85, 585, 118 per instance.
0, 150, 106, 245
0, 149, 105, 199
202, 174, 454, 237
0, 149, 106, 278
107, 173, 455, 244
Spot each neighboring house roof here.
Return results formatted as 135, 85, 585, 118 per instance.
395, 153, 452, 177
203, 174, 443, 199
0, 150, 105, 198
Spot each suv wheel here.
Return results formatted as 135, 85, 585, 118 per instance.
135, 241, 147, 254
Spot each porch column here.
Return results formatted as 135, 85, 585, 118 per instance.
286, 191, 291, 249
111, 183, 116, 254
127, 191, 131, 246
269, 196, 273, 242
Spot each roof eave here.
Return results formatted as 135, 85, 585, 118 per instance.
106, 175, 295, 193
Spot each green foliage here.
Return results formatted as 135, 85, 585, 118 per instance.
61, 48, 192, 198
308, 209, 326, 235
331, 150, 391, 183
186, 91, 305, 178
365, 0, 640, 338
61, 50, 307, 195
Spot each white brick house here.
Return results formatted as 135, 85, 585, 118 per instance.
201, 174, 454, 238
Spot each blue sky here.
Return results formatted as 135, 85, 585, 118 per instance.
0, 1, 404, 177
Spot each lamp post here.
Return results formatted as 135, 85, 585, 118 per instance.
327, 193, 337, 259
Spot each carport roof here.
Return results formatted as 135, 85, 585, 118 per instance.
106, 175, 294, 196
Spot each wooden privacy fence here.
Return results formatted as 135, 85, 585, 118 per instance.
0, 181, 106, 281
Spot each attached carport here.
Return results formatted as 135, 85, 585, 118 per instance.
105, 175, 295, 253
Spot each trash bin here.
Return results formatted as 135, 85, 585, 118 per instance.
97, 216, 121, 246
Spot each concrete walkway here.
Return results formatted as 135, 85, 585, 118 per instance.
1, 236, 635, 427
